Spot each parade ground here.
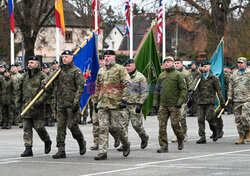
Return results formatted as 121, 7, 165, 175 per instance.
0, 114, 250, 176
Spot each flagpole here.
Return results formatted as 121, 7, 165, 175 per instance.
162, 0, 166, 60
10, 0, 14, 65
175, 22, 178, 60
56, 28, 60, 62
130, 0, 133, 59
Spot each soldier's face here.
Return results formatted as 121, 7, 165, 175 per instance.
43, 68, 50, 73
99, 59, 105, 67
104, 55, 116, 63
125, 63, 136, 73
17, 66, 22, 71
4, 71, 10, 77
52, 64, 59, 69
0, 67, 5, 72
191, 64, 196, 70
202, 65, 210, 73
62, 55, 73, 65
165, 61, 174, 68
10, 66, 17, 72
174, 61, 183, 70
28, 60, 39, 69
238, 62, 246, 70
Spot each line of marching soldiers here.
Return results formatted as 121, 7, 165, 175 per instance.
0, 50, 249, 160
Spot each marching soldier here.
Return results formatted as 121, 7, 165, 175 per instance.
228, 57, 250, 144
17, 56, 52, 157
153, 56, 187, 153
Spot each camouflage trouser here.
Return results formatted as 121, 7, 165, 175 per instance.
0, 104, 2, 125
57, 108, 84, 151
98, 108, 129, 154
89, 99, 93, 120
157, 106, 183, 149
23, 118, 51, 147
180, 104, 188, 133
234, 102, 250, 134
92, 111, 100, 145
197, 104, 218, 138
214, 107, 224, 130
122, 104, 148, 140
44, 103, 54, 122
2, 104, 13, 126
82, 105, 88, 122
11, 104, 19, 125
51, 97, 57, 121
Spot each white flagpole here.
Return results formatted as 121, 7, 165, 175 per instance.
56, 27, 60, 62
162, 0, 166, 60
10, 0, 14, 65
95, 0, 98, 32
130, 0, 133, 59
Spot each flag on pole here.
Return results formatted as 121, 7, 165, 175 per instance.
157, 0, 163, 44
210, 38, 225, 112
125, 0, 130, 37
55, 0, 65, 36
8, 0, 14, 33
92, 0, 100, 34
135, 29, 162, 118
73, 34, 100, 111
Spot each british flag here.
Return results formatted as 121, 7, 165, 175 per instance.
157, 0, 163, 44
125, 0, 130, 37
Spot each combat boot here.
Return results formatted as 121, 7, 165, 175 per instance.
90, 144, 99, 150
178, 140, 184, 150
141, 135, 149, 149
44, 140, 52, 154
21, 146, 33, 157
5, 125, 11, 129
246, 130, 250, 142
196, 138, 206, 144
77, 139, 86, 155
117, 145, 124, 152
114, 137, 120, 148
48, 119, 55, 127
94, 153, 107, 160
217, 129, 224, 138
212, 131, 219, 141
123, 142, 130, 157
52, 151, 66, 159
157, 147, 169, 153
171, 135, 177, 143
235, 133, 245, 144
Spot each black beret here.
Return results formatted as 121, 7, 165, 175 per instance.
61, 50, 73, 56
4, 68, 10, 73
103, 50, 116, 56
15, 63, 21, 67
10, 64, 16, 67
99, 55, 104, 60
201, 61, 210, 66
28, 56, 39, 61
125, 59, 135, 66
52, 60, 59, 65
22, 68, 27, 73
42, 63, 50, 68
0, 65, 6, 69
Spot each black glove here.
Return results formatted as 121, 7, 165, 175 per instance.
153, 105, 159, 112
33, 101, 42, 108
72, 104, 79, 113
94, 103, 98, 113
135, 104, 143, 113
119, 100, 127, 109
229, 99, 234, 106
39, 83, 45, 91
175, 104, 182, 109
221, 104, 225, 109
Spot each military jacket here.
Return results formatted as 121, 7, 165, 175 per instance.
190, 68, 201, 80
1, 76, 15, 105
127, 70, 148, 105
195, 72, 225, 105
179, 67, 194, 91
56, 62, 85, 108
228, 68, 250, 103
153, 67, 187, 107
94, 62, 131, 109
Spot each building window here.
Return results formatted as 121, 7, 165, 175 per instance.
65, 31, 73, 43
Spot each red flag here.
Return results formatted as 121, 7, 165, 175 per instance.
92, 0, 100, 34
8, 0, 14, 33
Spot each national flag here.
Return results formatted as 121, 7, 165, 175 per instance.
210, 38, 225, 113
8, 0, 14, 33
125, 0, 130, 37
135, 29, 162, 118
92, 0, 100, 34
73, 34, 99, 111
55, 0, 65, 36
157, 0, 163, 44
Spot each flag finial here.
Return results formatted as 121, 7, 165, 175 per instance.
151, 18, 157, 27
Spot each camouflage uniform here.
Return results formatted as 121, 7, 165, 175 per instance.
122, 70, 148, 143
94, 62, 130, 154
51, 68, 59, 122
153, 67, 187, 150
224, 71, 232, 114
196, 72, 225, 140
0, 75, 3, 126
228, 68, 250, 135
17, 68, 51, 147
189, 68, 201, 115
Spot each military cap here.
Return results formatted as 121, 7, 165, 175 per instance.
61, 50, 73, 56
237, 57, 247, 63
52, 60, 59, 65
0, 65, 6, 68
10, 64, 16, 68
191, 61, 196, 65
231, 65, 238, 70
42, 63, 50, 68
201, 60, 210, 66
4, 68, 10, 73
28, 56, 39, 61
163, 56, 175, 62
15, 63, 21, 67
103, 50, 116, 56
125, 59, 135, 66
247, 61, 250, 66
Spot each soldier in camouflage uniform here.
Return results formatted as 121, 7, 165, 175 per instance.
51, 50, 86, 159
17, 56, 52, 157
0, 65, 6, 126
51, 61, 59, 122
153, 56, 187, 153
117, 59, 149, 151
1, 69, 14, 129
93, 50, 131, 160
228, 57, 250, 144
195, 61, 225, 144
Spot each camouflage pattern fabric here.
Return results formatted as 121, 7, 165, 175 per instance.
92, 111, 99, 145
233, 102, 250, 133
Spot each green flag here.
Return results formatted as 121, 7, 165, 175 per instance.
135, 29, 162, 118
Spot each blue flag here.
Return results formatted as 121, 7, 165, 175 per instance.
210, 39, 225, 112
73, 34, 99, 111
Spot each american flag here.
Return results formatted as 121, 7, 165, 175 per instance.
157, 0, 163, 44
92, 0, 100, 34
125, 0, 130, 37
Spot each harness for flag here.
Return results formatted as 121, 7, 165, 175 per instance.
157, 0, 163, 44
125, 0, 130, 37
55, 0, 65, 36
135, 29, 162, 118
210, 38, 225, 113
73, 33, 100, 111
8, 0, 14, 33
92, 0, 100, 34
